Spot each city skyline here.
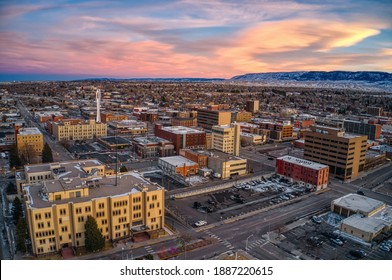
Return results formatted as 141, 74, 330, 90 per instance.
0, 0, 391, 81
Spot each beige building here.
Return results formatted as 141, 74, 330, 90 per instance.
16, 159, 107, 196
240, 132, 267, 145
332, 194, 392, 242
211, 124, 240, 156
197, 109, 231, 131
207, 150, 247, 179
22, 159, 165, 256
52, 119, 107, 141
16, 126, 44, 164
304, 125, 367, 181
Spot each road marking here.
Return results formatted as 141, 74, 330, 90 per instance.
145, 245, 155, 254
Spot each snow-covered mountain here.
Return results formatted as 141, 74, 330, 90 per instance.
231, 71, 391, 83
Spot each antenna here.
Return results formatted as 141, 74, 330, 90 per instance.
96, 89, 101, 123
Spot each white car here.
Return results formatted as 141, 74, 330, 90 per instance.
194, 220, 207, 227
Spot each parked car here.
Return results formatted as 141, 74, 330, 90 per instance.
194, 220, 207, 227
331, 238, 344, 246
312, 216, 322, 224
349, 250, 367, 258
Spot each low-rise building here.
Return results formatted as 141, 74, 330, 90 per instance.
276, 156, 329, 191
132, 137, 174, 158
101, 112, 128, 123
158, 156, 199, 177
331, 193, 385, 217
108, 120, 147, 136
154, 124, 206, 154
97, 136, 131, 150
52, 119, 107, 141
179, 149, 208, 168
207, 150, 247, 179
240, 132, 267, 145
332, 194, 392, 242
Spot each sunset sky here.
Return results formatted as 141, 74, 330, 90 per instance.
0, 0, 391, 80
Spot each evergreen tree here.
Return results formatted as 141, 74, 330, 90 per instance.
7, 182, 17, 195
9, 144, 21, 169
12, 197, 23, 225
119, 166, 128, 173
16, 217, 27, 253
84, 216, 105, 252
42, 143, 54, 163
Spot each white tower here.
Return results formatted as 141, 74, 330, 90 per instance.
96, 89, 101, 123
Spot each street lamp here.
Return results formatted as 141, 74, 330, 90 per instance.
246, 234, 254, 252
122, 247, 124, 260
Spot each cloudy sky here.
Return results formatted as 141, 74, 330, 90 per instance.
0, 0, 391, 80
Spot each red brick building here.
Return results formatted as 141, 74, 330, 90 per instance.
154, 124, 206, 154
179, 149, 208, 168
276, 155, 329, 191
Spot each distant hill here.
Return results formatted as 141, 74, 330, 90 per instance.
230, 71, 392, 83
76, 77, 225, 82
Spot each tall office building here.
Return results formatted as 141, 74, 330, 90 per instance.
197, 108, 231, 131
211, 124, 240, 156
343, 120, 381, 141
21, 159, 165, 256
246, 100, 260, 114
304, 126, 367, 181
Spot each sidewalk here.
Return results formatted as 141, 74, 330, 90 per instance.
73, 231, 179, 260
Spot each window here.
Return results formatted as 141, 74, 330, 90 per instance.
55, 195, 61, 201
85, 206, 91, 213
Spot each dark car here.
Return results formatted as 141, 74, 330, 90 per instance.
357, 190, 365, 196
349, 250, 367, 258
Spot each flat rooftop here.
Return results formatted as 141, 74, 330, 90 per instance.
24, 159, 104, 177
332, 193, 385, 214
25, 172, 161, 208
241, 132, 263, 137
159, 156, 198, 166
160, 126, 204, 134
133, 136, 172, 145
99, 136, 131, 145
208, 150, 245, 161
18, 127, 42, 135
342, 214, 388, 234
277, 155, 328, 170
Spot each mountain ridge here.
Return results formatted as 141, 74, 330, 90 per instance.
230, 71, 392, 83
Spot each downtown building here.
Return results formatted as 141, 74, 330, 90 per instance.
196, 108, 231, 131
276, 155, 329, 191
20, 159, 165, 256
154, 124, 206, 154
246, 100, 260, 114
343, 120, 381, 141
304, 125, 367, 181
15, 126, 44, 164
51, 119, 107, 141
211, 124, 241, 156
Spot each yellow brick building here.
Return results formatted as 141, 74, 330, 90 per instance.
211, 124, 240, 156
21, 160, 165, 256
52, 119, 107, 141
16, 127, 43, 164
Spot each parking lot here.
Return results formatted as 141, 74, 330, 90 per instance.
281, 213, 392, 260
167, 175, 315, 228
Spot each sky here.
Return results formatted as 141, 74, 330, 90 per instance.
0, 0, 391, 80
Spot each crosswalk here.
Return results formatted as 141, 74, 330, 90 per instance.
204, 229, 235, 250
144, 245, 155, 254
246, 238, 267, 250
